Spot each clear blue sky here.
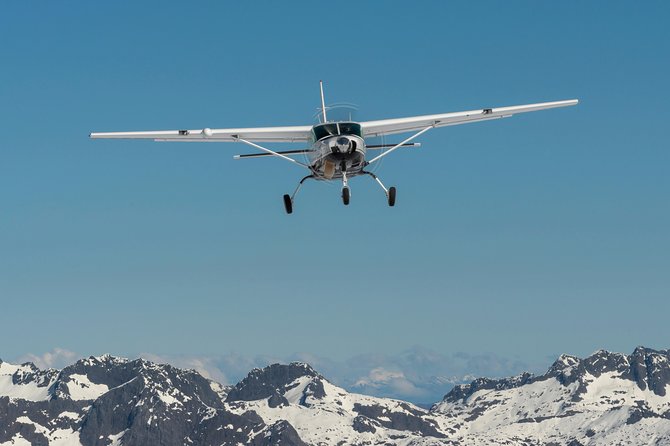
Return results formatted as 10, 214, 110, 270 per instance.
1, 1, 668, 379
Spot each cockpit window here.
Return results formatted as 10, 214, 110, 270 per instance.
338, 122, 362, 137
312, 122, 362, 140
313, 124, 338, 140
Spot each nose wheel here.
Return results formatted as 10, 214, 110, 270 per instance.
342, 187, 350, 205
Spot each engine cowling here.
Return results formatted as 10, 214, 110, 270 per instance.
333, 136, 353, 154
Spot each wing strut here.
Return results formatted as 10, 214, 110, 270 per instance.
320, 80, 328, 123
232, 136, 310, 170
365, 125, 433, 165
234, 149, 313, 159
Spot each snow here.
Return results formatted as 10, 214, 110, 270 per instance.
209, 380, 228, 400
8, 416, 82, 446
4, 352, 670, 446
47, 429, 82, 446
16, 416, 49, 435
0, 362, 53, 401
108, 430, 127, 446
200, 407, 217, 422
65, 373, 109, 400
429, 368, 670, 445
0, 434, 32, 446
228, 375, 432, 446
156, 388, 183, 407
579, 371, 670, 413
282, 376, 311, 404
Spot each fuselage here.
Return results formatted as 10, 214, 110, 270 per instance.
307, 122, 366, 179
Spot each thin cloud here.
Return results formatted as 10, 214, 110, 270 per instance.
139, 347, 535, 403
9, 347, 537, 404
354, 367, 426, 398
139, 353, 228, 384
17, 348, 78, 369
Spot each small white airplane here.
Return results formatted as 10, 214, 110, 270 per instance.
91, 82, 577, 214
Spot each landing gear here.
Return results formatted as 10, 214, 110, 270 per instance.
283, 174, 314, 215
341, 164, 350, 206
362, 171, 396, 207
283, 171, 396, 213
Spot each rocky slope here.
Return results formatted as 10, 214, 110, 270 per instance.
1, 347, 670, 445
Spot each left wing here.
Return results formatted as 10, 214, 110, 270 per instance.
90, 125, 313, 143
360, 99, 578, 138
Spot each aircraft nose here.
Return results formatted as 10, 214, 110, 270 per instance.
334, 136, 352, 153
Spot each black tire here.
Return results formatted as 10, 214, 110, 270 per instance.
283, 194, 293, 214
342, 187, 350, 205
388, 186, 396, 207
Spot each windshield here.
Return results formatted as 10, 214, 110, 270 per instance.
338, 122, 361, 137
312, 122, 362, 141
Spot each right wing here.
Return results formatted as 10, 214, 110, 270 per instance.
360, 99, 578, 137
90, 125, 313, 143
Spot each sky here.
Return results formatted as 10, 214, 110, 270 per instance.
1, 1, 669, 403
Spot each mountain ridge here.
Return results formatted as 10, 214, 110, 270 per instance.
2, 347, 670, 445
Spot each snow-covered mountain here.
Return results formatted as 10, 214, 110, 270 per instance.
432, 346, 670, 445
0, 355, 296, 445
2, 347, 670, 445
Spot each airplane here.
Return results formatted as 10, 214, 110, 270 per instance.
90, 82, 578, 214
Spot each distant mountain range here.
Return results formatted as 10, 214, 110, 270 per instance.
2, 347, 670, 445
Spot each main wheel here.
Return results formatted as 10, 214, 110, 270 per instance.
342, 187, 350, 205
283, 194, 293, 214
388, 187, 396, 207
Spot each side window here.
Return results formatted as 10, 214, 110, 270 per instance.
339, 123, 361, 137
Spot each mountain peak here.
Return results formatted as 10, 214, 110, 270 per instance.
440, 371, 534, 404
549, 353, 581, 371
225, 362, 324, 403
80, 354, 129, 366
632, 345, 670, 358
430, 347, 670, 444
440, 346, 670, 408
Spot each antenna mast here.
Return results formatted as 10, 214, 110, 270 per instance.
319, 80, 328, 123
